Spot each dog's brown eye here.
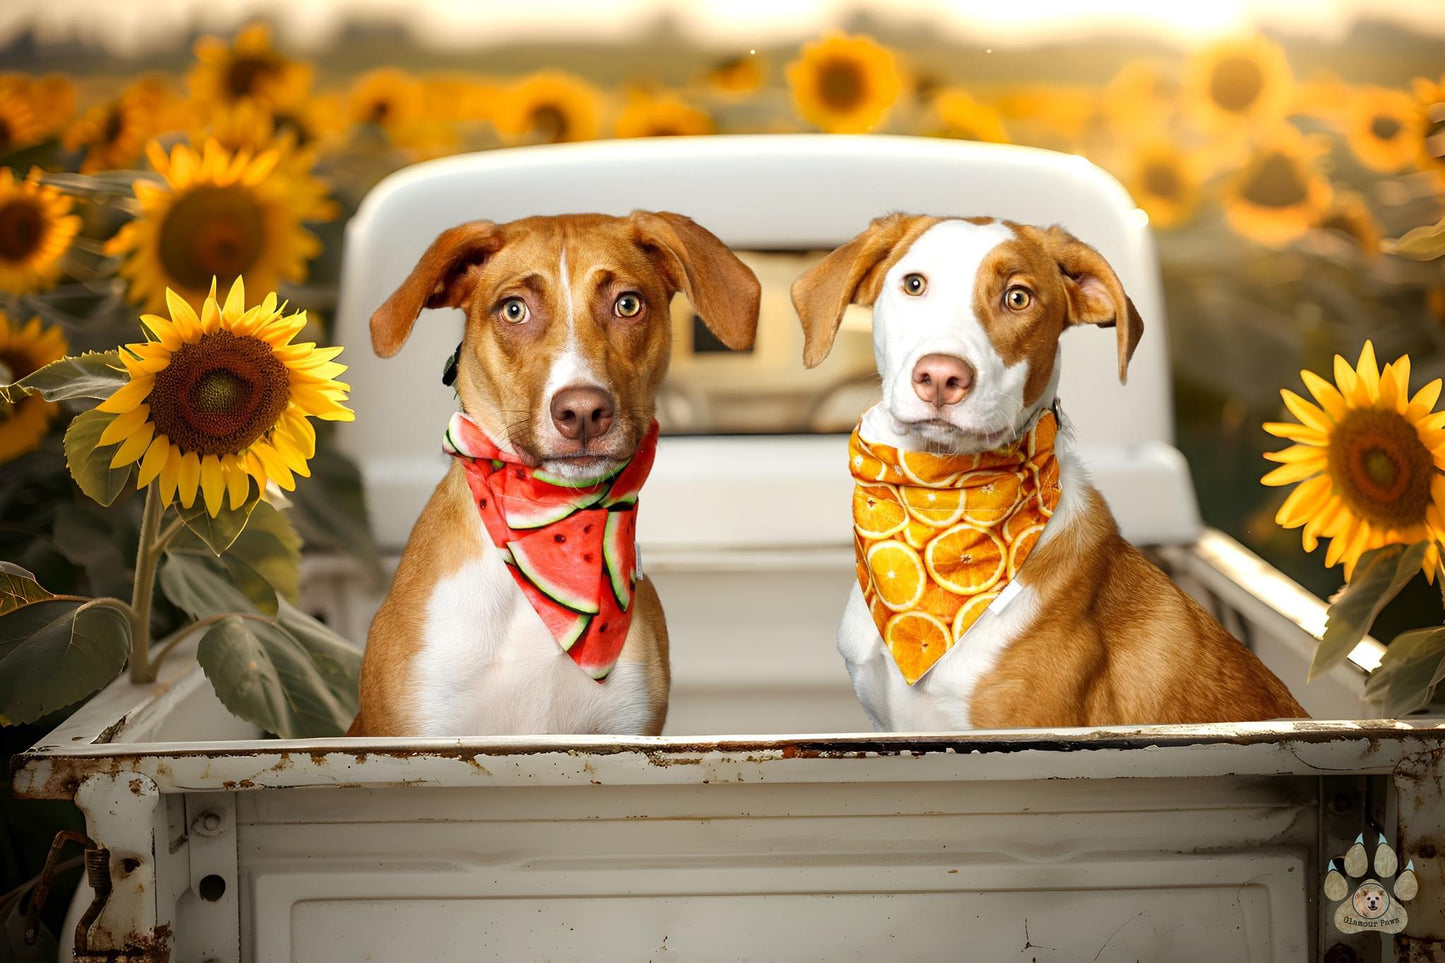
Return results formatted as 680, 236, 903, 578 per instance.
1005, 286, 1032, 311
500, 298, 529, 324
902, 273, 927, 296
614, 293, 643, 318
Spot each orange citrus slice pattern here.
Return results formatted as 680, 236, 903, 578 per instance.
849, 410, 1063, 684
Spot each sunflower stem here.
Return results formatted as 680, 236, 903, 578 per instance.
127, 484, 165, 684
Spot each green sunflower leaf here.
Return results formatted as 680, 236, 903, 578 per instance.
159, 552, 258, 619
0, 350, 126, 404
0, 599, 130, 726
1363, 626, 1445, 716
176, 492, 262, 556
0, 562, 57, 616
196, 602, 360, 738
63, 408, 135, 507
169, 501, 300, 615
1313, 542, 1430, 681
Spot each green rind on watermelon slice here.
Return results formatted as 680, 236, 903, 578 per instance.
601, 445, 655, 508
516, 577, 591, 650
506, 510, 606, 614
531, 464, 621, 489
603, 510, 637, 611
571, 585, 629, 681
500, 484, 605, 530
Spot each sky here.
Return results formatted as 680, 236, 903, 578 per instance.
2, 0, 1444, 57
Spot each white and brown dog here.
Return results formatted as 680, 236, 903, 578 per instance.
793, 214, 1306, 730
349, 212, 760, 737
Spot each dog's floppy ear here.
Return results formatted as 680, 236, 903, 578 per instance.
790, 213, 939, 368
370, 221, 503, 358
629, 211, 760, 351
1038, 226, 1144, 384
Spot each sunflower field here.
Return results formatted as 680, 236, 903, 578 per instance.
0, 22, 1443, 737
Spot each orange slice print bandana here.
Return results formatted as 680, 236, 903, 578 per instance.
850, 408, 1062, 685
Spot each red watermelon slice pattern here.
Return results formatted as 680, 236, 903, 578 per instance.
447, 414, 653, 682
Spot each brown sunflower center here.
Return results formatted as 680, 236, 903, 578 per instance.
158, 185, 266, 291
817, 58, 865, 111
1327, 407, 1435, 530
0, 198, 44, 263
1209, 55, 1265, 113
273, 111, 312, 146
1142, 160, 1183, 199
530, 104, 568, 142
148, 330, 290, 456
101, 106, 125, 145
1240, 152, 1309, 208
1369, 115, 1403, 141
365, 99, 392, 124
0, 118, 11, 152
225, 54, 282, 101
1426, 103, 1445, 164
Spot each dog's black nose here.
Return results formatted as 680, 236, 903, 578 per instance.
550, 386, 615, 444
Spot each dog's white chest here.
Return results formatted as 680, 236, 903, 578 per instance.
413, 545, 650, 735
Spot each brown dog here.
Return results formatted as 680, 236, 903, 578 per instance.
795, 214, 1306, 729
350, 212, 760, 736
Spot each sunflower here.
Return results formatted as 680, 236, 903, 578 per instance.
0, 87, 43, 154
1222, 128, 1332, 246
1342, 86, 1423, 173
1, 73, 76, 138
64, 79, 173, 174
786, 32, 901, 134
1185, 36, 1293, 132
1411, 73, 1445, 187
0, 167, 80, 295
198, 88, 341, 158
97, 277, 352, 515
1121, 142, 1204, 229
614, 91, 714, 138
190, 100, 339, 219
704, 54, 766, 97
188, 23, 312, 111
929, 88, 1008, 143
492, 71, 603, 144
107, 139, 330, 312
0, 313, 67, 464
348, 68, 454, 153
1264, 342, 1445, 581
1312, 191, 1382, 256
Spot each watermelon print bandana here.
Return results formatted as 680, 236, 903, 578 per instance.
443, 412, 658, 682
851, 408, 1062, 685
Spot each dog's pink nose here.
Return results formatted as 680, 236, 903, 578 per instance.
911, 354, 975, 407
550, 386, 615, 444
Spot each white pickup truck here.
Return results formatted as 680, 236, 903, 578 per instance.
15, 136, 1442, 963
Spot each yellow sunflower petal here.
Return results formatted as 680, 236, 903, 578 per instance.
109, 422, 154, 468
1276, 474, 1333, 528
1279, 389, 1332, 433
1408, 379, 1442, 421
250, 441, 295, 490
98, 403, 151, 446
135, 435, 170, 488
176, 450, 201, 508
200, 454, 225, 517
222, 276, 246, 320
95, 375, 155, 414
1333, 353, 1360, 400
1262, 421, 1328, 445
1263, 445, 1328, 466
1355, 341, 1380, 401
224, 454, 251, 509
157, 443, 183, 505
1300, 370, 1348, 422
165, 288, 201, 340
1262, 460, 1325, 486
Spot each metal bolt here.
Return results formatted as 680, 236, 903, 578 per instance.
192, 811, 224, 837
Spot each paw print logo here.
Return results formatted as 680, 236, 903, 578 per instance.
1324, 833, 1418, 934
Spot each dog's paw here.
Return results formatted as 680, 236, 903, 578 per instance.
1324, 833, 1417, 934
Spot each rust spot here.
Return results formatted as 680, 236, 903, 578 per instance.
219, 779, 256, 790
309, 752, 329, 766
269, 755, 294, 772
128, 777, 145, 796
1417, 839, 1439, 860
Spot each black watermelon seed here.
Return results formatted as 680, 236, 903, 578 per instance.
554, 534, 566, 543
584, 553, 594, 562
